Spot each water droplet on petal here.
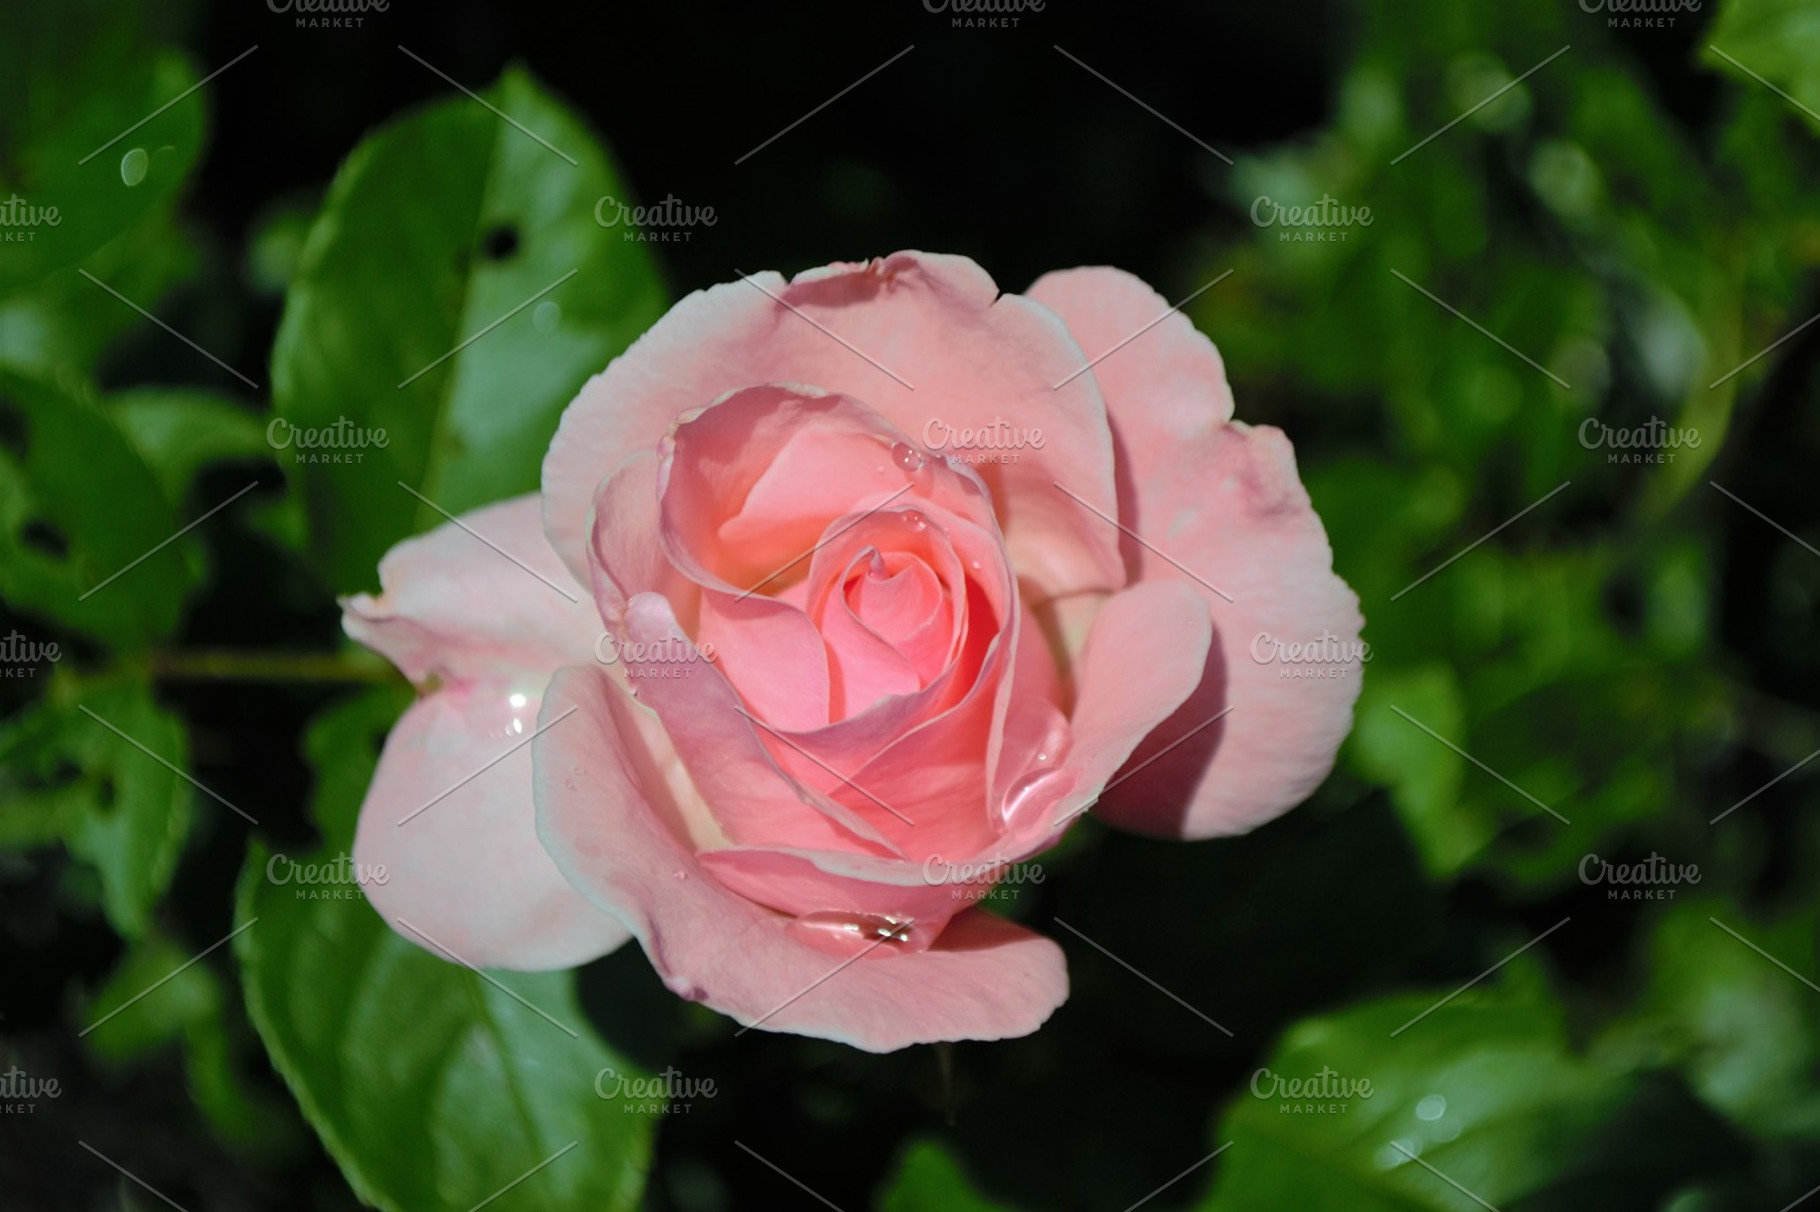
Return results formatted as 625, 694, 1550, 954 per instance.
672, 869, 689, 881
900, 510, 927, 533
120, 148, 149, 187
788, 911, 914, 958
890, 441, 927, 472
1000, 766, 1076, 832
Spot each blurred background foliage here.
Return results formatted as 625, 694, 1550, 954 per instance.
2, 0, 1817, 1208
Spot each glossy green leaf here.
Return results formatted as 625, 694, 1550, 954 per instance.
271, 66, 668, 592
237, 845, 657, 1212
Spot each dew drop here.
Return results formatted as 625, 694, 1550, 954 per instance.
120, 148, 149, 187
672, 869, 689, 881
787, 911, 914, 958
533, 299, 561, 333
999, 766, 1076, 832
1415, 1094, 1447, 1122
900, 510, 927, 533
890, 441, 927, 472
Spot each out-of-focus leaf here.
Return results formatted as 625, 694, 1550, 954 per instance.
1705, 0, 1820, 133
271, 65, 668, 592
1603, 898, 1820, 1140
109, 388, 271, 505
1349, 663, 1477, 874
0, 370, 190, 644
82, 932, 218, 1061
300, 684, 412, 848
0, 681, 194, 937
0, 0, 205, 289
1194, 993, 1746, 1211
876, 1138, 1017, 1212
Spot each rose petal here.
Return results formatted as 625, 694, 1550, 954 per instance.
534, 665, 1069, 1052
1029, 268, 1361, 838
543, 252, 1124, 601
341, 496, 628, 969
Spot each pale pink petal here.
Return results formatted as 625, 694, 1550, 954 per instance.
341, 495, 629, 968
1030, 268, 1361, 839
534, 665, 1069, 1052
352, 689, 630, 969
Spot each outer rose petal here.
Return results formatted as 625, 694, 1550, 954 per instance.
542, 251, 1125, 602
1027, 268, 1363, 839
343, 495, 629, 969
535, 665, 1069, 1052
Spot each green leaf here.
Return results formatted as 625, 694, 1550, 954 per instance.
1349, 663, 1479, 875
0, 681, 195, 937
877, 1138, 1018, 1212
0, 369, 191, 644
1194, 993, 1745, 1211
0, 0, 206, 289
300, 684, 413, 849
109, 388, 272, 505
236, 845, 657, 1212
271, 65, 669, 592
1706, 0, 1820, 133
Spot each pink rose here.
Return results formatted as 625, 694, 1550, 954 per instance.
345, 252, 1362, 1052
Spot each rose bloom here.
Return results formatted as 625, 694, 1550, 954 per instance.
344, 253, 1361, 1052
